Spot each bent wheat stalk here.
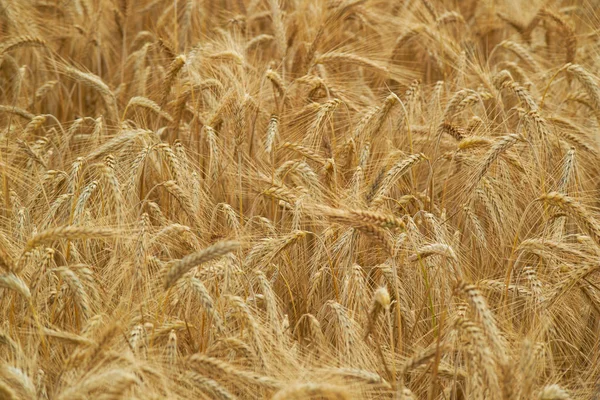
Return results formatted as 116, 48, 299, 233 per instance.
25, 226, 118, 252
164, 241, 240, 289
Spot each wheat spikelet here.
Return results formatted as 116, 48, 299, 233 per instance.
254, 270, 280, 329
41, 327, 94, 346
370, 94, 399, 138
537, 192, 600, 246
132, 213, 150, 285
265, 114, 279, 154
188, 353, 282, 389
548, 117, 598, 155
184, 371, 237, 400
370, 153, 426, 207
42, 169, 68, 191
0, 366, 36, 399
149, 224, 194, 249
498, 61, 533, 87
479, 179, 506, 231
101, 156, 121, 216
280, 142, 328, 165
1, 55, 21, 104
439, 123, 465, 140
365, 286, 390, 337
209, 203, 241, 234
35, 369, 47, 400
45, 194, 73, 227
145, 201, 167, 227
306, 98, 342, 147
323, 368, 391, 389
478, 279, 532, 297
409, 242, 458, 262
164, 329, 178, 364
522, 109, 551, 145
436, 11, 464, 26
31, 80, 58, 107
261, 184, 299, 205
0, 238, 13, 272
226, 295, 266, 359
0, 331, 21, 359
315, 52, 389, 75
22, 115, 46, 136
207, 337, 258, 362
539, 8, 577, 63
54, 266, 91, 319
397, 387, 415, 400
545, 263, 600, 308
517, 238, 590, 263
275, 160, 318, 184
16, 139, 47, 169
470, 134, 521, 192
295, 312, 327, 349
316, 204, 405, 230
183, 276, 225, 333
156, 143, 182, 183
246, 34, 275, 51
0, 105, 35, 120
69, 157, 85, 193
538, 384, 572, 400
305, 0, 368, 66
496, 12, 530, 38
318, 300, 361, 359
458, 91, 491, 112
62, 66, 118, 124
204, 126, 220, 181
522, 266, 544, 303
500, 40, 540, 73
268, 0, 287, 57
25, 226, 117, 251
246, 230, 308, 266
455, 281, 506, 358
567, 64, 600, 122
73, 180, 98, 222
565, 91, 593, 109
392, 25, 427, 61
501, 79, 538, 110
0, 36, 46, 55
162, 54, 186, 105
379, 263, 415, 331
458, 136, 491, 151
420, 0, 437, 18
440, 88, 471, 121
352, 106, 379, 142
400, 345, 448, 376
84, 129, 148, 162
453, 316, 500, 393
265, 70, 285, 98
272, 383, 349, 400
0, 273, 31, 300
128, 324, 147, 356
463, 205, 488, 246
161, 180, 201, 227
164, 241, 240, 289
55, 370, 139, 400
126, 96, 174, 123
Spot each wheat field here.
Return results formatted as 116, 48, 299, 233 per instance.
1, 0, 600, 398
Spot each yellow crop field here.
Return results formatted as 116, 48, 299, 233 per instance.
0, 0, 599, 398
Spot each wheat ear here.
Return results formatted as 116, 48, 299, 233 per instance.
164, 241, 240, 289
